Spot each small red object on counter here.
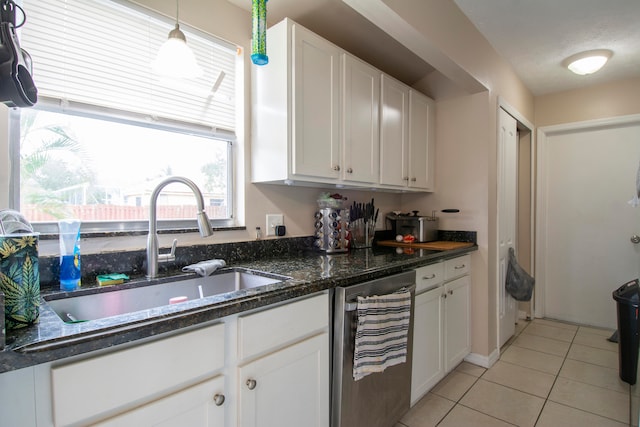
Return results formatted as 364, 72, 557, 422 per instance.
402, 234, 416, 243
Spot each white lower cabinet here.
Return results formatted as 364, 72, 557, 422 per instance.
51, 323, 226, 427
238, 333, 329, 427
0, 366, 37, 427
236, 293, 330, 427
95, 375, 226, 427
23, 291, 329, 427
444, 275, 471, 371
411, 286, 444, 405
411, 255, 471, 405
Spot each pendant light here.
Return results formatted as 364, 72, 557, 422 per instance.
152, 0, 202, 79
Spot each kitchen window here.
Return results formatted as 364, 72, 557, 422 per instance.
9, 0, 240, 234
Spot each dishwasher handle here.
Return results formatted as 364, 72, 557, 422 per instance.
344, 284, 416, 312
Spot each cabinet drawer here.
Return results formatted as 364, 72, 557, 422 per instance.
444, 255, 470, 280
239, 293, 329, 361
415, 262, 445, 293
51, 323, 225, 427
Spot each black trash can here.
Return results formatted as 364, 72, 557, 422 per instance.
612, 279, 640, 385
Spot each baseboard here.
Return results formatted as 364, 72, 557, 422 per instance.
464, 348, 500, 369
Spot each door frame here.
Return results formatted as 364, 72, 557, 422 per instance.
534, 113, 640, 319
497, 97, 535, 347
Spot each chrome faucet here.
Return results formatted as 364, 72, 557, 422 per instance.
146, 176, 213, 279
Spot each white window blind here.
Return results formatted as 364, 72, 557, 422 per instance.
18, 0, 237, 133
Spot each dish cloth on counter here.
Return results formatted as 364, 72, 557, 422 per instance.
353, 288, 412, 381
182, 259, 226, 276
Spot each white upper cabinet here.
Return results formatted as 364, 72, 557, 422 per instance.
252, 18, 341, 183
380, 74, 410, 187
380, 81, 435, 191
291, 24, 342, 179
252, 18, 435, 192
408, 90, 436, 191
342, 54, 380, 184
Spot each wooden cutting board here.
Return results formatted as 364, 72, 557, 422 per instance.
377, 240, 474, 250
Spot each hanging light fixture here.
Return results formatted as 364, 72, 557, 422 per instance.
251, 0, 268, 65
563, 49, 613, 76
152, 0, 202, 79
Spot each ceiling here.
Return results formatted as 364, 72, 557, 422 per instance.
228, 0, 640, 96
453, 0, 640, 95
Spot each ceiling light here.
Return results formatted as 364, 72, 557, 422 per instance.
152, 0, 202, 79
563, 49, 613, 75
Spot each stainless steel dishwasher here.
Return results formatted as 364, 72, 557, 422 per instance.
332, 270, 416, 427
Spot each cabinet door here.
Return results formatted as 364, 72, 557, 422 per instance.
380, 75, 409, 187
408, 91, 435, 190
51, 323, 225, 427
411, 287, 444, 405
342, 54, 380, 184
95, 376, 225, 427
292, 24, 342, 179
0, 367, 37, 427
444, 276, 471, 371
239, 332, 329, 427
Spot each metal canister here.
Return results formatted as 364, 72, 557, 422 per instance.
314, 208, 349, 253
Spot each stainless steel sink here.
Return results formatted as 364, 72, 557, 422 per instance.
44, 269, 289, 323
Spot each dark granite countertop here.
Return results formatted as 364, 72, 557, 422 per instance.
0, 244, 476, 374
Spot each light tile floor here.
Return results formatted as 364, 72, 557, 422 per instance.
397, 318, 638, 427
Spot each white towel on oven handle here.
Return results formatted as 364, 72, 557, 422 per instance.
353, 288, 412, 381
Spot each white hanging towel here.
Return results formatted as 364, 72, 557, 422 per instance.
353, 288, 412, 381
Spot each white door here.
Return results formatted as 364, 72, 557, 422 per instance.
537, 116, 640, 328
498, 108, 518, 348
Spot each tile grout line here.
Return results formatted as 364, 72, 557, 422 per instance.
531, 323, 578, 426
434, 373, 482, 427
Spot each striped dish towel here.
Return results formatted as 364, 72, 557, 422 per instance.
353, 288, 412, 381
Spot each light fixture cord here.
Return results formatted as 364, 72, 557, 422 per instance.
175, 0, 179, 26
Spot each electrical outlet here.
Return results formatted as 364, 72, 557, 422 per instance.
266, 214, 284, 236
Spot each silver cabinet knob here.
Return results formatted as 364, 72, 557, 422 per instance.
442, 293, 447, 299
213, 393, 225, 406
422, 274, 436, 280
411, 177, 417, 182
333, 165, 341, 171
346, 168, 353, 174
246, 379, 257, 390
454, 264, 466, 270
403, 176, 409, 181
448, 289, 453, 295
631, 235, 640, 244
